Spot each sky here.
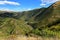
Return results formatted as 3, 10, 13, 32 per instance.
0, 0, 59, 11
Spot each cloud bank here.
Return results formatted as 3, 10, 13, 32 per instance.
0, 0, 20, 6
40, 0, 59, 6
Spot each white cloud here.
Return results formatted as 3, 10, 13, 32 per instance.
40, 0, 59, 6
27, 8, 32, 10
20, 8, 32, 11
0, 8, 14, 12
40, 3, 46, 6
0, 0, 20, 6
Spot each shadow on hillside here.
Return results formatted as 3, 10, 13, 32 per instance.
0, 12, 20, 19
0, 12, 14, 17
35, 5, 54, 21
27, 4, 54, 29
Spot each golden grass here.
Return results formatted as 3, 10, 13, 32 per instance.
0, 35, 60, 40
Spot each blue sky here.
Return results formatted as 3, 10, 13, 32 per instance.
0, 0, 59, 11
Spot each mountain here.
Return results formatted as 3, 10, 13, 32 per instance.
22, 1, 60, 37
31, 1, 60, 37
0, 1, 60, 37
35, 1, 60, 29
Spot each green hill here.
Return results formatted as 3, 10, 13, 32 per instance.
30, 1, 60, 37
0, 12, 32, 36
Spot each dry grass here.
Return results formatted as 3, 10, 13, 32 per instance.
0, 35, 60, 40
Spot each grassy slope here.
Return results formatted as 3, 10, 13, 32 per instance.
0, 17, 32, 37
23, 1, 60, 37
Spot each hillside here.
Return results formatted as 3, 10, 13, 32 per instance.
0, 12, 32, 37
0, 1, 60, 38
35, 1, 60, 29
23, 1, 60, 37
24, 1, 60, 27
